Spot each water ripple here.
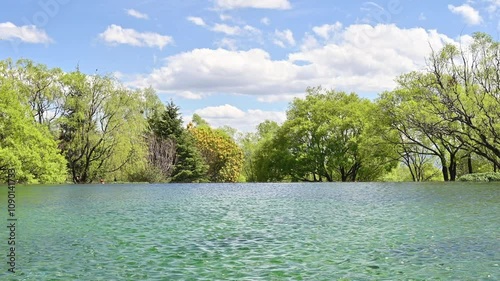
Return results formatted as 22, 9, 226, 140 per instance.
0, 182, 498, 280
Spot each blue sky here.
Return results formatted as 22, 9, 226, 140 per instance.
1, 0, 499, 131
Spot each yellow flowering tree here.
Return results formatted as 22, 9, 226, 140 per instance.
188, 118, 243, 182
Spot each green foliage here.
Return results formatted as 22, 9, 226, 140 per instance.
263, 87, 397, 182
58, 71, 146, 183
382, 163, 442, 182
147, 102, 208, 183
239, 120, 284, 182
171, 131, 208, 183
424, 33, 500, 171
0, 78, 67, 183
458, 172, 500, 182
127, 164, 166, 183
149, 101, 184, 139
192, 113, 210, 127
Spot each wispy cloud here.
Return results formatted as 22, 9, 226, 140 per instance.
125, 9, 149, 20
99, 25, 173, 50
212, 23, 242, 35
212, 23, 261, 36
273, 29, 295, 48
215, 0, 291, 10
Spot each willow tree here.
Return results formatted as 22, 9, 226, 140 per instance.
58, 71, 146, 183
0, 77, 67, 183
239, 120, 281, 182
423, 32, 500, 170
378, 76, 466, 181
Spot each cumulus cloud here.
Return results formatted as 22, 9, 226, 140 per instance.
194, 105, 286, 132
0, 22, 52, 43
127, 24, 459, 102
261, 17, 270, 25
125, 9, 149, 20
215, 0, 291, 10
273, 29, 295, 48
99, 24, 173, 49
448, 4, 482, 25
187, 16, 207, 26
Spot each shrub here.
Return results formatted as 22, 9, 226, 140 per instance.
458, 172, 500, 182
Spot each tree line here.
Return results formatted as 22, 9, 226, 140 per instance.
0, 60, 242, 184
1, 32, 499, 183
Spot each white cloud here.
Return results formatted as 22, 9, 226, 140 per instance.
312, 22, 342, 40
300, 33, 319, 50
127, 24, 458, 103
448, 4, 483, 25
273, 29, 295, 48
215, 0, 291, 10
243, 25, 261, 34
196, 104, 245, 118
187, 16, 207, 26
290, 24, 456, 91
99, 24, 173, 49
125, 9, 149, 20
219, 14, 232, 21
178, 91, 204, 100
215, 38, 238, 50
211, 23, 261, 37
418, 13, 426, 21
486, 0, 500, 14
0, 22, 52, 44
261, 17, 270, 25
194, 105, 286, 132
212, 23, 242, 35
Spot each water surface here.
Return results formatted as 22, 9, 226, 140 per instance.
1, 182, 498, 280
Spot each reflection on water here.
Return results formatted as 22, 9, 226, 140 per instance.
0, 182, 498, 280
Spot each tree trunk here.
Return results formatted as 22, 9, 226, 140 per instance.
467, 154, 473, 174
448, 154, 457, 181
340, 167, 347, 182
440, 157, 449, 181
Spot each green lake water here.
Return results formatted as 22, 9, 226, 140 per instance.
0, 182, 498, 280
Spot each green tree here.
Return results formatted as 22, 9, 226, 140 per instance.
377, 80, 466, 181
424, 32, 500, 170
147, 102, 207, 182
58, 71, 146, 183
170, 131, 208, 183
0, 78, 67, 183
247, 120, 289, 182
14, 59, 64, 127
271, 87, 396, 182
